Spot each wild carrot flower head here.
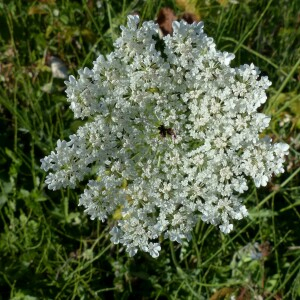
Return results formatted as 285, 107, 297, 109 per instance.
41, 15, 289, 258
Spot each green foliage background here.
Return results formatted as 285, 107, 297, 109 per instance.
0, 0, 299, 299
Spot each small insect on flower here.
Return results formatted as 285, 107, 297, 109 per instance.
158, 124, 176, 139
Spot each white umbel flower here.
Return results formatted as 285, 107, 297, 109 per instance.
41, 15, 289, 258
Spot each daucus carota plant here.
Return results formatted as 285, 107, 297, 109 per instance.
41, 15, 289, 258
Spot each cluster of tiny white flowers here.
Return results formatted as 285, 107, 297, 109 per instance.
41, 16, 289, 258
